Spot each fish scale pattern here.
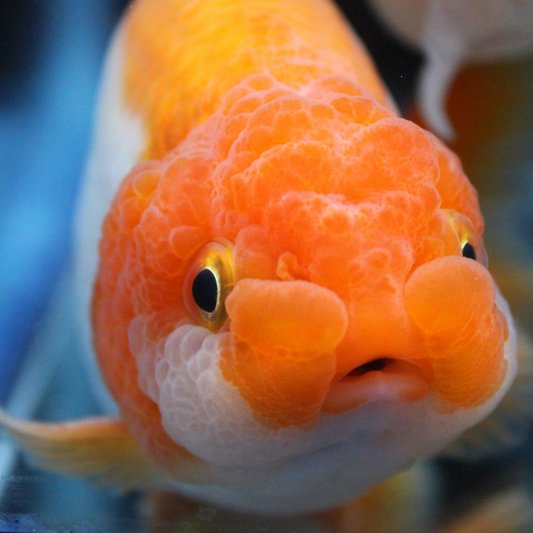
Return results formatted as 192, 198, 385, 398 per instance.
122, 0, 389, 159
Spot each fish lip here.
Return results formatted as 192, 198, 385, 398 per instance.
322, 357, 432, 414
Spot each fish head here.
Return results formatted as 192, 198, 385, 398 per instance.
94, 74, 516, 503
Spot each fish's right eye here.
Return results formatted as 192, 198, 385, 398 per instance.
461, 241, 477, 261
192, 269, 218, 313
183, 240, 234, 331
443, 209, 488, 267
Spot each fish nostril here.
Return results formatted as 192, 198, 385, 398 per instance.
346, 358, 390, 377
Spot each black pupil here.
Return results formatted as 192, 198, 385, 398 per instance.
462, 242, 477, 261
192, 269, 218, 313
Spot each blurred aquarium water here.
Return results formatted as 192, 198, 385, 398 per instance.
0, 0, 533, 532
0, 0, 132, 529
0, 0, 126, 403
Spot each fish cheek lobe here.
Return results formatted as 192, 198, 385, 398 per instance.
218, 280, 348, 428
404, 256, 507, 409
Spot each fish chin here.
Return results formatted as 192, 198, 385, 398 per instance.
139, 322, 427, 513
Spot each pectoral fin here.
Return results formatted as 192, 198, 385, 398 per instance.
443, 327, 533, 460
0, 409, 169, 492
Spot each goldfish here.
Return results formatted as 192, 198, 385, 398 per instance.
0, 0, 527, 529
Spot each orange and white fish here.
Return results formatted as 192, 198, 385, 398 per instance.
0, 0, 524, 524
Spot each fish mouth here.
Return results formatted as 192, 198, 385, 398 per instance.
345, 358, 390, 376
322, 357, 432, 414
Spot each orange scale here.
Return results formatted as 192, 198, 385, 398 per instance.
413, 237, 447, 268
424, 212, 462, 254
305, 76, 368, 99
213, 209, 250, 243
321, 207, 354, 234
214, 114, 253, 160
341, 120, 439, 201
330, 96, 393, 126
117, 197, 146, 236
135, 209, 184, 278
233, 226, 278, 282
241, 99, 323, 149
228, 172, 253, 214
169, 226, 210, 261
263, 193, 332, 251
142, 307, 187, 344
228, 86, 290, 118
246, 142, 342, 210
233, 123, 278, 157
219, 75, 278, 113
135, 273, 182, 312
157, 158, 213, 220
131, 165, 162, 198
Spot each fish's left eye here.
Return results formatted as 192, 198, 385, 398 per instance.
183, 240, 234, 330
443, 209, 488, 268
461, 241, 477, 261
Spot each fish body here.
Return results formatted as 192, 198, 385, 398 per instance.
1, 0, 519, 520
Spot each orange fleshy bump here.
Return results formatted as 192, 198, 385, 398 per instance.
430, 308, 506, 409
405, 257, 495, 337
405, 257, 506, 408
226, 279, 348, 355
219, 280, 348, 426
